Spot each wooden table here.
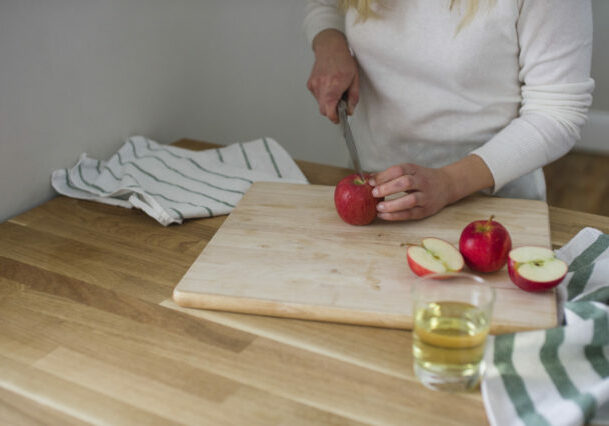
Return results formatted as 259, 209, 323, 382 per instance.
1, 139, 608, 425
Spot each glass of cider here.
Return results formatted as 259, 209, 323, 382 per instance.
412, 272, 495, 392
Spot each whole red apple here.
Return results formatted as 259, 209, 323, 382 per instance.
334, 174, 381, 226
459, 216, 512, 273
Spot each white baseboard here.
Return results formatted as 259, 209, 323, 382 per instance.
578, 109, 609, 153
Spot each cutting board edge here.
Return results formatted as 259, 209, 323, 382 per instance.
173, 287, 411, 329
172, 287, 554, 334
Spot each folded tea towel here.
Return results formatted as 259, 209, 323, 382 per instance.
482, 227, 609, 426
51, 136, 308, 226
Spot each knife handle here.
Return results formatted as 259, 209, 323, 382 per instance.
339, 92, 349, 113
337, 100, 348, 124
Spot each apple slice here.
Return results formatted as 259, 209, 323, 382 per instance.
407, 237, 464, 277
507, 246, 568, 292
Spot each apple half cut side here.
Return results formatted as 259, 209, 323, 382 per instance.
507, 246, 568, 292
407, 237, 464, 277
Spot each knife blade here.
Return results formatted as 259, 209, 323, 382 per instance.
337, 99, 365, 181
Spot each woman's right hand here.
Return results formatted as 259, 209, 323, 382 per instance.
307, 29, 359, 124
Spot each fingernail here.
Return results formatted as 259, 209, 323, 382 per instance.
372, 188, 379, 197
377, 203, 385, 211
368, 178, 376, 186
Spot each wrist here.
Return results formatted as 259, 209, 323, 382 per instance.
441, 154, 495, 204
312, 29, 350, 58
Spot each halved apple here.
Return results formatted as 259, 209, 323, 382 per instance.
507, 246, 568, 292
406, 237, 464, 277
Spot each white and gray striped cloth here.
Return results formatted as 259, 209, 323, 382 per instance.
483, 227, 609, 426
51, 136, 308, 225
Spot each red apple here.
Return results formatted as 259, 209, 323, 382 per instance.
459, 216, 512, 273
407, 237, 464, 277
508, 246, 568, 292
334, 174, 381, 226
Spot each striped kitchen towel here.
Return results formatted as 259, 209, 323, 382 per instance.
51, 136, 308, 226
482, 227, 609, 426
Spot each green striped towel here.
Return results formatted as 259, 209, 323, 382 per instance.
51, 136, 308, 225
482, 227, 609, 426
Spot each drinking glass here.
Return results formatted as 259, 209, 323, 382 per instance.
411, 272, 495, 392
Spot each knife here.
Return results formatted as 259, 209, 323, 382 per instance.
337, 99, 365, 181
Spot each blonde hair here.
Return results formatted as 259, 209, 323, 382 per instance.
338, 0, 376, 21
339, 0, 495, 31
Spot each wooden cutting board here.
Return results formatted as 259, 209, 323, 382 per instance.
173, 182, 558, 334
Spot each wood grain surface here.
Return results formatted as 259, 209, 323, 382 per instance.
1, 138, 608, 425
174, 182, 557, 333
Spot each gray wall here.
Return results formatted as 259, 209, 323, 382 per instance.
592, 0, 609, 110
1, 0, 607, 222
0, 0, 346, 223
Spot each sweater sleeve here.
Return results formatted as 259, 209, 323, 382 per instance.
471, 0, 595, 193
303, 0, 344, 46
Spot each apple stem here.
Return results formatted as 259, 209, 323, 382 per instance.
488, 215, 495, 226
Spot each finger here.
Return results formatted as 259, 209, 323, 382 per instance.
373, 164, 420, 186
318, 100, 327, 116
366, 172, 377, 185
326, 101, 340, 123
309, 80, 328, 120
318, 99, 339, 124
372, 173, 419, 198
376, 192, 421, 214
308, 82, 320, 111
307, 72, 324, 98
306, 77, 315, 94
370, 165, 406, 187
321, 90, 343, 123
378, 206, 427, 221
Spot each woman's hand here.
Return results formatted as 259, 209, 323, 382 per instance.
307, 29, 359, 123
368, 155, 495, 221
368, 164, 454, 221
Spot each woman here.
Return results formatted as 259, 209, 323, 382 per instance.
304, 0, 594, 221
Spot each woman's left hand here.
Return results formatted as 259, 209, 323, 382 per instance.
368, 163, 454, 221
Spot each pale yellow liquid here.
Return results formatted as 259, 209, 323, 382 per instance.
413, 301, 490, 380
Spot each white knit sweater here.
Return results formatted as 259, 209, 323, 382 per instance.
304, 0, 594, 199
